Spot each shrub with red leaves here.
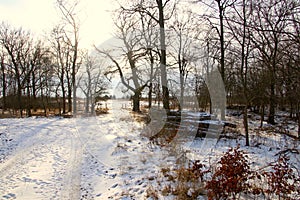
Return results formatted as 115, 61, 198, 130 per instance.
205, 146, 251, 199
264, 155, 299, 200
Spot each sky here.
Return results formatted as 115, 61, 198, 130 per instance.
0, 0, 117, 50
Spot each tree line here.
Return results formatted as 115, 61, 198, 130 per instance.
0, 0, 299, 140
0, 0, 107, 117
95, 0, 300, 141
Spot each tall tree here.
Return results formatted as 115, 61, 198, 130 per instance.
121, 0, 176, 112
157, 0, 171, 111
195, 0, 236, 119
0, 49, 7, 113
169, 9, 199, 110
78, 52, 108, 114
95, 10, 149, 112
138, 9, 160, 109
250, 0, 297, 124
226, 0, 253, 145
50, 25, 69, 114
56, 0, 81, 115
0, 23, 32, 116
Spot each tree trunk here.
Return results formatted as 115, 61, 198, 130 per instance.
41, 87, 47, 117
209, 98, 212, 115
62, 86, 66, 114
26, 78, 32, 117
91, 96, 95, 115
179, 74, 184, 111
72, 77, 76, 116
72, 56, 77, 116
1, 59, 6, 113
218, 0, 226, 121
132, 90, 141, 112
68, 89, 72, 113
148, 82, 153, 109
148, 51, 154, 109
268, 83, 276, 124
85, 95, 89, 114
67, 72, 72, 113
260, 103, 265, 128
32, 71, 37, 112
157, 0, 169, 112
17, 78, 23, 117
243, 105, 249, 146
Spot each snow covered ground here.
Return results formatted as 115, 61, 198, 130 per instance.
0, 100, 174, 199
0, 99, 299, 199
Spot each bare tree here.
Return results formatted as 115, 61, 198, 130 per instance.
50, 25, 69, 114
0, 49, 7, 113
95, 10, 149, 112
0, 23, 33, 116
121, 0, 177, 112
138, 9, 160, 109
169, 9, 200, 110
56, 0, 81, 115
285, 3, 300, 138
0, 22, 54, 117
78, 52, 108, 114
194, 0, 236, 119
226, 0, 253, 145
250, 0, 297, 125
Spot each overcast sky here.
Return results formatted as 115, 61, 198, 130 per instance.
0, 0, 117, 50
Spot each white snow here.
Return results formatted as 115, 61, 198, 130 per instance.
0, 100, 299, 199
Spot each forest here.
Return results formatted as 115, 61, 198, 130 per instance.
0, 0, 300, 199
1, 0, 299, 126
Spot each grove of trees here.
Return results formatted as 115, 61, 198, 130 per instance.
0, 0, 108, 117
95, 0, 300, 141
0, 0, 299, 140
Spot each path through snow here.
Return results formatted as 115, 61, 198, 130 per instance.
1, 100, 299, 199
0, 100, 167, 199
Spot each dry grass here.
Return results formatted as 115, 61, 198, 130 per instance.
130, 111, 150, 124
95, 107, 109, 115
147, 163, 207, 200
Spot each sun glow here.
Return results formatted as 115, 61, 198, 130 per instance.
0, 0, 117, 49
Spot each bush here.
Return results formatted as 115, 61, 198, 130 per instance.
205, 146, 251, 199
264, 155, 300, 200
160, 160, 209, 199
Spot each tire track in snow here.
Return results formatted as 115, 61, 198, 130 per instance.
0, 118, 60, 177
0, 118, 86, 199
0, 118, 73, 199
60, 118, 83, 200
74, 100, 148, 199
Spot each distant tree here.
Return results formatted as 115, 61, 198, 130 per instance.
0, 50, 7, 112
121, 0, 177, 112
0, 23, 32, 116
169, 9, 200, 110
50, 25, 70, 114
195, 0, 236, 120
95, 10, 149, 112
56, 0, 81, 115
78, 52, 108, 114
0, 22, 54, 116
250, 0, 297, 125
286, 3, 300, 138
36, 49, 55, 116
194, 28, 222, 115
226, 0, 254, 145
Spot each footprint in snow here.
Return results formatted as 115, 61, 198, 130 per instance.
2, 193, 16, 199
